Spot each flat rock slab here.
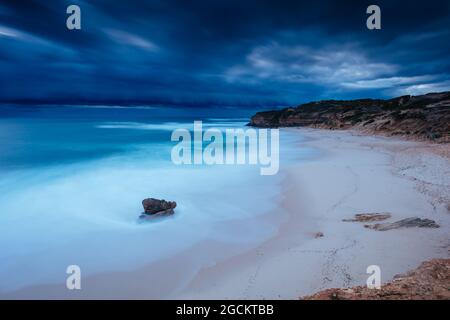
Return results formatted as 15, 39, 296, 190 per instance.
365, 217, 440, 231
343, 213, 392, 222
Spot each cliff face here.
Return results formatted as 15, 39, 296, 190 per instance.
249, 92, 450, 142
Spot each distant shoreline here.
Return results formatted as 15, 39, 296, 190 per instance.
249, 91, 450, 143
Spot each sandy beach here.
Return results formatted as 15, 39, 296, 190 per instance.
175, 128, 450, 299
2, 128, 449, 299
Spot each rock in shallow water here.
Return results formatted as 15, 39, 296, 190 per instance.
142, 198, 177, 215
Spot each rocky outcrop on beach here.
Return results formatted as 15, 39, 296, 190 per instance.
343, 213, 391, 222
365, 217, 440, 231
343, 213, 440, 230
303, 259, 450, 300
142, 198, 177, 215
249, 91, 450, 142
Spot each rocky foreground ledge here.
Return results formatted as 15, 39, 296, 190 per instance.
302, 259, 450, 300
249, 91, 450, 142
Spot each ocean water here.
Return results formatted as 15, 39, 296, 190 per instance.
0, 105, 308, 292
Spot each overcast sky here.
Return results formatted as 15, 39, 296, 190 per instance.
1, 0, 449, 107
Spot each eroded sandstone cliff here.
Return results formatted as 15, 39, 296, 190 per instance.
249, 92, 450, 142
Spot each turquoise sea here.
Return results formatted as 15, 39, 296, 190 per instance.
0, 105, 309, 293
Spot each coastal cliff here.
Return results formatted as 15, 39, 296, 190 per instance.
249, 91, 450, 142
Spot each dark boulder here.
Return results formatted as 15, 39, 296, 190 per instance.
142, 198, 177, 215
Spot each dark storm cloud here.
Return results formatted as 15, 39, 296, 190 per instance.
0, 0, 449, 106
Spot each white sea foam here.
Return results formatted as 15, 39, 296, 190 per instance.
0, 146, 287, 291
96, 121, 188, 131
0, 117, 311, 292
96, 121, 248, 131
